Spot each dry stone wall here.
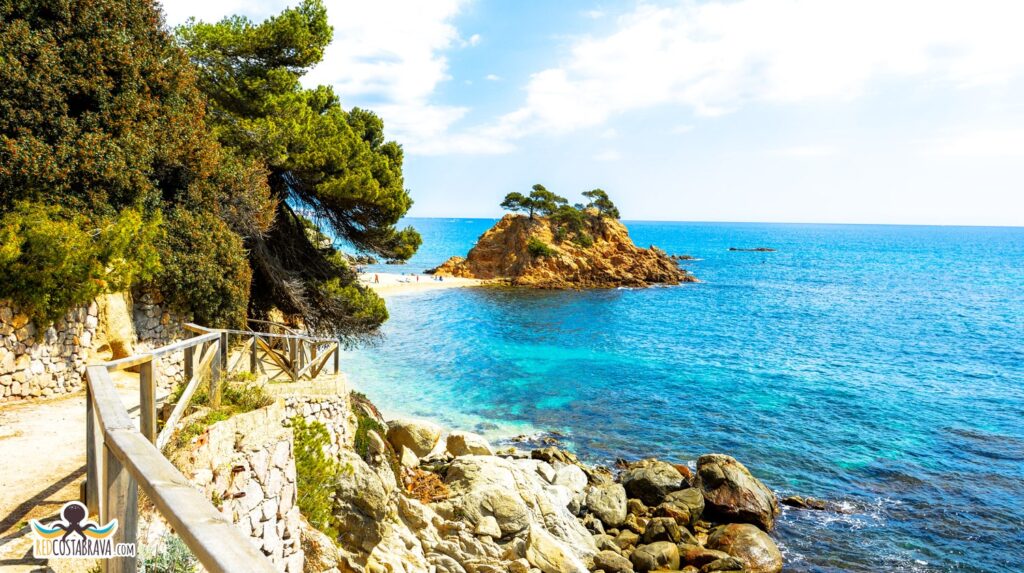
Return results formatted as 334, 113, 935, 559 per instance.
0, 290, 188, 402
175, 401, 304, 573
0, 301, 98, 400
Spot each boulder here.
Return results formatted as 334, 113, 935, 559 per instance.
594, 549, 634, 573
629, 541, 680, 572
678, 544, 732, 568
386, 418, 442, 457
655, 488, 704, 526
781, 495, 827, 510
439, 455, 596, 564
332, 450, 392, 552
706, 523, 783, 573
700, 556, 746, 572
553, 464, 588, 493
526, 525, 589, 573
447, 430, 494, 456
621, 460, 684, 506
639, 517, 683, 544
586, 482, 628, 527
695, 454, 778, 531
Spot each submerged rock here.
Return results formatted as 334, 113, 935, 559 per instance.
695, 454, 779, 531
781, 495, 828, 510
706, 523, 783, 573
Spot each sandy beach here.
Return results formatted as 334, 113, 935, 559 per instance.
359, 272, 482, 296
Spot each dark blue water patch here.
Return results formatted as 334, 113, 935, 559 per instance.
345, 220, 1024, 572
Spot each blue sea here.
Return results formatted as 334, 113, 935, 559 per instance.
345, 218, 1024, 572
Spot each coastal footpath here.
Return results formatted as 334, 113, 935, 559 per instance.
430, 214, 697, 289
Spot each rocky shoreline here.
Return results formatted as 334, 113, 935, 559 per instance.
327, 402, 797, 573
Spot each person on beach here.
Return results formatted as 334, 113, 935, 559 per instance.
374, 274, 379, 284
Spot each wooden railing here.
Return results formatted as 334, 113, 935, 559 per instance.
84, 322, 340, 573
183, 322, 341, 384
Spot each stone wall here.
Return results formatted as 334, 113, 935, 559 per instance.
283, 394, 355, 457
0, 290, 189, 402
174, 401, 304, 573
0, 301, 98, 401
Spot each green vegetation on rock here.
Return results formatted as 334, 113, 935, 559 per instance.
502, 185, 620, 250
292, 416, 346, 537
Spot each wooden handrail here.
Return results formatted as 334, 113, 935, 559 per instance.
84, 325, 284, 573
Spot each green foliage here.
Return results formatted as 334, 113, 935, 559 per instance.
292, 416, 345, 536
354, 408, 387, 460
178, 0, 420, 335
168, 372, 275, 448
527, 238, 556, 258
0, 202, 160, 325
582, 189, 621, 219
529, 184, 568, 217
0, 0, 272, 329
156, 208, 251, 329
139, 533, 198, 573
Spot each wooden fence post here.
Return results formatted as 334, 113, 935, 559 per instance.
209, 340, 222, 408
250, 334, 258, 374
220, 331, 229, 371
139, 358, 157, 444
103, 442, 138, 573
183, 345, 194, 384
85, 383, 104, 516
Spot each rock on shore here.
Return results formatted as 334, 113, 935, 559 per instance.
323, 404, 786, 573
429, 214, 697, 288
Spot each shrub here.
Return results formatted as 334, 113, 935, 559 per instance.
527, 237, 556, 258
0, 202, 160, 326
155, 208, 251, 329
292, 416, 346, 536
139, 533, 198, 573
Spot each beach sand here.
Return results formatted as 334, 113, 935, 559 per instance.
359, 272, 481, 296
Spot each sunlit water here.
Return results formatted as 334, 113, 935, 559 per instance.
345, 218, 1024, 572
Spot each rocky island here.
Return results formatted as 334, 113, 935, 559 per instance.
430, 187, 698, 288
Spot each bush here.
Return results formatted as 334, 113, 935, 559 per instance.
527, 237, 556, 258
139, 533, 198, 573
0, 202, 160, 326
292, 416, 346, 536
156, 208, 251, 329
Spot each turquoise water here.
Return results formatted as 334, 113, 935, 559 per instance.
347, 218, 1024, 572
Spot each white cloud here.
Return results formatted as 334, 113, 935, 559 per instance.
485, 74, 502, 81
599, 128, 618, 139
671, 124, 694, 134
488, 0, 1024, 139
769, 145, 839, 158
594, 149, 621, 161
584, 10, 605, 19
465, 33, 482, 47
920, 129, 1024, 158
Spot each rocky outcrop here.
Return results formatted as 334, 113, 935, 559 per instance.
706, 523, 783, 573
695, 454, 779, 531
430, 214, 697, 288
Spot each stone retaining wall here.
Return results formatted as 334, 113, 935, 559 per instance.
177, 402, 304, 573
284, 394, 355, 457
0, 301, 98, 400
0, 290, 188, 402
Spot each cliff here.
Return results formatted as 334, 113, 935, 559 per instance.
430, 214, 697, 288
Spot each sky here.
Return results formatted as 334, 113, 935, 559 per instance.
163, 0, 1024, 226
